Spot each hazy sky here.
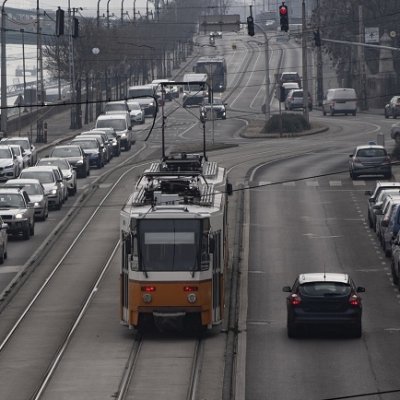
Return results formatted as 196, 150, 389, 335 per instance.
7, 0, 150, 18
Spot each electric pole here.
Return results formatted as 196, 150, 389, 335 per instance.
315, 0, 323, 106
1, 0, 8, 136
302, 0, 309, 123
358, 5, 368, 110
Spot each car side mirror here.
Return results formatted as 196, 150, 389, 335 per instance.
128, 126, 132, 130
356, 286, 365, 293
1, 223, 8, 230
282, 286, 292, 292
382, 219, 389, 227
349, 154, 353, 158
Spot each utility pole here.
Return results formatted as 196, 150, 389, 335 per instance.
97, 0, 102, 27
358, 4, 367, 110
68, 1, 76, 129
36, 0, 45, 142
1, 0, 8, 136
121, 0, 125, 23
315, 0, 323, 106
302, 0, 309, 123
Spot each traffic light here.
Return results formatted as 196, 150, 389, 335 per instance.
55, 7, 64, 36
279, 4, 289, 32
72, 17, 79, 38
247, 16, 255, 36
313, 29, 321, 46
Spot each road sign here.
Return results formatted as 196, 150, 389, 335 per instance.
365, 27, 379, 44
199, 14, 240, 33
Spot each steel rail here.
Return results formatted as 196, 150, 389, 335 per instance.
32, 240, 121, 399
0, 156, 150, 354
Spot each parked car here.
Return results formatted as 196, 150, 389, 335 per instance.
19, 166, 64, 210
368, 188, 400, 230
322, 88, 357, 116
349, 144, 392, 179
375, 194, 400, 242
36, 158, 77, 196
391, 232, 400, 285
199, 98, 227, 121
0, 186, 35, 239
384, 96, 400, 119
284, 89, 313, 111
390, 123, 400, 144
0, 145, 21, 181
365, 181, 400, 229
49, 145, 90, 179
127, 100, 145, 124
282, 273, 365, 338
71, 137, 104, 169
0, 215, 8, 262
381, 201, 400, 257
0, 137, 37, 166
6, 178, 48, 221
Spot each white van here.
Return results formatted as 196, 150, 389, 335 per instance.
322, 88, 357, 116
182, 73, 208, 107
95, 114, 133, 151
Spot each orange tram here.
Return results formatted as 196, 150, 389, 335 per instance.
120, 153, 232, 332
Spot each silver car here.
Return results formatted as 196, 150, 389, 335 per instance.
36, 158, 77, 196
19, 166, 64, 210
6, 178, 48, 221
349, 144, 392, 180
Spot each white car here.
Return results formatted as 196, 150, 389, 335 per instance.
127, 100, 145, 124
9, 144, 28, 171
0, 137, 37, 166
0, 145, 20, 181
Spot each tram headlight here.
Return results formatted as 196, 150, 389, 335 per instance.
143, 293, 152, 303
187, 293, 197, 304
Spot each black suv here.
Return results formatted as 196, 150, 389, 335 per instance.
200, 98, 227, 122
0, 186, 35, 239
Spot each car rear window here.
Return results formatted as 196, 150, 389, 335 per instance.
357, 148, 386, 157
299, 282, 351, 297
293, 91, 303, 98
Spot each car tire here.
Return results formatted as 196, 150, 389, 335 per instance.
287, 320, 297, 338
368, 214, 373, 228
30, 221, 34, 236
352, 321, 362, 338
0, 246, 5, 264
391, 260, 399, 285
323, 109, 326, 116
23, 225, 30, 240
395, 135, 400, 145
353, 111, 357, 116
56, 199, 62, 210
394, 114, 397, 119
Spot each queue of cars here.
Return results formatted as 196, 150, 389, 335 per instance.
0, 112, 136, 255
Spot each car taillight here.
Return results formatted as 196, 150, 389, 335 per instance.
183, 286, 198, 292
384, 156, 391, 163
349, 294, 361, 306
141, 286, 156, 292
290, 293, 301, 306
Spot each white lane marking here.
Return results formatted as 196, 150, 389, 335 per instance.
306, 181, 319, 186
330, 180, 342, 186
353, 181, 366, 186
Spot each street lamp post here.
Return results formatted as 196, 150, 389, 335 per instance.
107, 0, 112, 28
97, 0, 102, 27
253, 22, 270, 120
121, 0, 125, 23
1, 0, 8, 136
133, 0, 136, 21
302, 0, 309, 124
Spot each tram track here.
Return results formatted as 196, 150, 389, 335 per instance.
115, 337, 204, 400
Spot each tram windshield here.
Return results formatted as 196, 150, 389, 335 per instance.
138, 219, 202, 271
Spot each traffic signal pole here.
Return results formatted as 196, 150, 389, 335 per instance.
301, 0, 309, 124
